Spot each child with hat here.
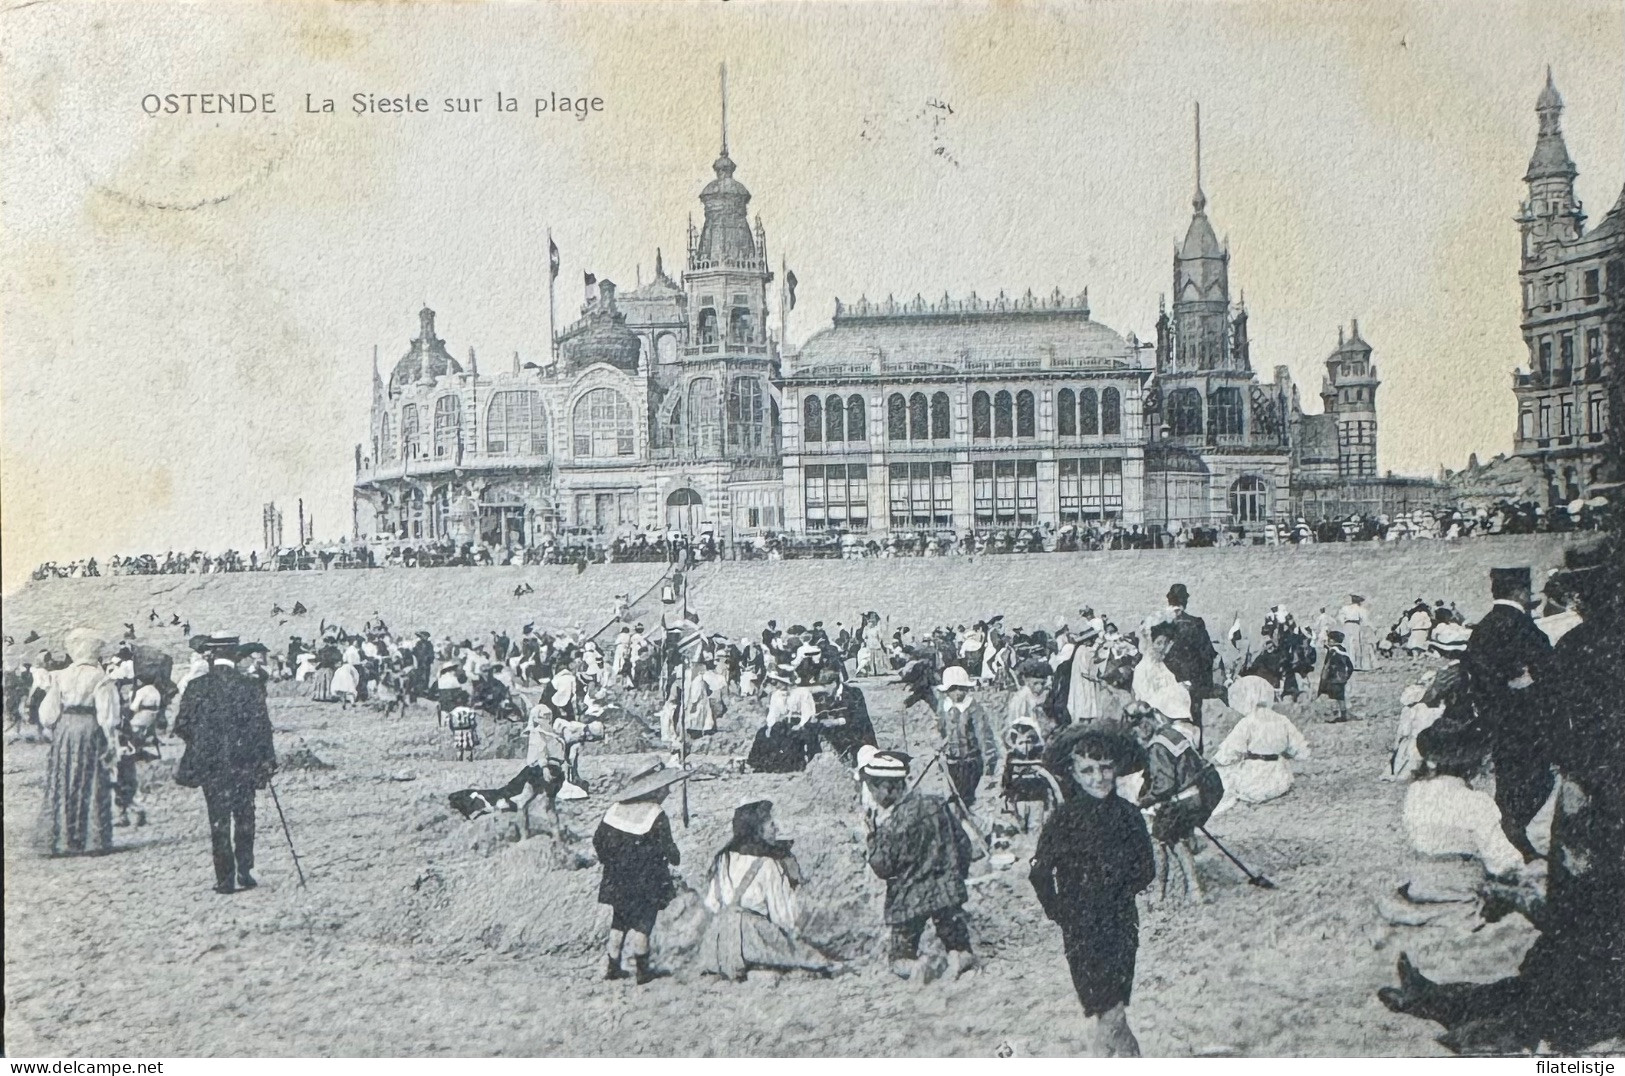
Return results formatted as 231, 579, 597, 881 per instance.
935, 665, 1000, 807
593, 763, 686, 984
858, 746, 979, 983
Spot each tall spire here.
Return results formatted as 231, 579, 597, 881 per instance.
1193, 101, 1206, 213
1527, 66, 1577, 181
720, 62, 729, 157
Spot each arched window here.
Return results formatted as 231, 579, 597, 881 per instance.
1101, 388, 1122, 435
1167, 387, 1202, 436
826, 394, 845, 442
1211, 387, 1244, 438
400, 404, 420, 460
1057, 389, 1076, 436
729, 306, 752, 345
380, 412, 395, 462
887, 394, 907, 441
432, 395, 461, 458
573, 387, 635, 457
1229, 475, 1269, 523
972, 391, 992, 439
994, 391, 1014, 438
803, 395, 823, 443
656, 334, 678, 364
930, 392, 951, 439
728, 377, 765, 450
1016, 390, 1036, 438
1079, 388, 1099, 435
686, 377, 720, 451
847, 395, 868, 442
486, 390, 548, 455
696, 308, 718, 346
909, 393, 929, 440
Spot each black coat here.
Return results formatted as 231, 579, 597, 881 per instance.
173, 664, 277, 790
1029, 790, 1154, 928
1165, 611, 1217, 696
593, 812, 680, 910
1462, 602, 1552, 753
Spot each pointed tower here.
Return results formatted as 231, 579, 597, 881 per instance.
684, 62, 773, 359
1168, 103, 1234, 375
1518, 68, 1585, 261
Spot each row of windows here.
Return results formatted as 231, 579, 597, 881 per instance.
673, 376, 771, 451
802, 457, 1128, 529
1165, 387, 1245, 438
1521, 394, 1607, 440
379, 388, 639, 463
804, 463, 870, 529
1057, 458, 1125, 522
1534, 328, 1605, 376
803, 387, 1128, 445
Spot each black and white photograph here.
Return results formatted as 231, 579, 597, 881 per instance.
2, 0, 1621, 1060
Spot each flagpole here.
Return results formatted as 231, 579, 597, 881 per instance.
547, 226, 558, 363
779, 257, 788, 357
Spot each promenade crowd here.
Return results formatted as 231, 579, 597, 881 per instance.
27, 496, 1609, 582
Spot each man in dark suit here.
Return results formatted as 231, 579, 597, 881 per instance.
173, 635, 277, 894
1162, 584, 1218, 745
1461, 566, 1553, 862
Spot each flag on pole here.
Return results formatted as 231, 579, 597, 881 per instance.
548, 236, 560, 279
584, 271, 596, 288
785, 268, 798, 310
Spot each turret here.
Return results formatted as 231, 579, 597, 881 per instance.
1168, 103, 1238, 374
1518, 67, 1585, 259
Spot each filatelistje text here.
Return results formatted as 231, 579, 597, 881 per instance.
140, 92, 605, 120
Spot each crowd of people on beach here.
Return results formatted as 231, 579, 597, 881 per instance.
6, 519, 1621, 1056
28, 496, 1609, 582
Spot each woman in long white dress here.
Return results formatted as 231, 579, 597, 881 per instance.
37, 628, 120, 855
1339, 594, 1373, 671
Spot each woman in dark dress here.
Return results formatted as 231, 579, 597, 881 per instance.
594, 764, 686, 984
1029, 727, 1156, 1056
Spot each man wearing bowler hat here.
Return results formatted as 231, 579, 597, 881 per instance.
1163, 584, 1218, 747
1461, 567, 1553, 862
173, 635, 277, 894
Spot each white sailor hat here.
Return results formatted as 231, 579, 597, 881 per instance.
856, 745, 911, 779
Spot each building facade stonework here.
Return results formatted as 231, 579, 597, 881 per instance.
1511, 70, 1624, 506
353, 97, 1456, 549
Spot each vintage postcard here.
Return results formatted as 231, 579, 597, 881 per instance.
3, 0, 1621, 1061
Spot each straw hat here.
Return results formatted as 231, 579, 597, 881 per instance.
615, 763, 690, 803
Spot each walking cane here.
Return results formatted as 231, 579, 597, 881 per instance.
1196, 825, 1275, 889
268, 782, 307, 888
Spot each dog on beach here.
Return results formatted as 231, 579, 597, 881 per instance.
448, 760, 568, 843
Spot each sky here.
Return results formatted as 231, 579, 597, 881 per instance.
2, 0, 1622, 589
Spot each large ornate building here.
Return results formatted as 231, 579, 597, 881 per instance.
352, 115, 786, 547
1510, 70, 1623, 505
778, 290, 1151, 534
353, 96, 1437, 548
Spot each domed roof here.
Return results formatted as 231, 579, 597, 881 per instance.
695, 152, 757, 265
561, 280, 641, 373
389, 307, 463, 393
